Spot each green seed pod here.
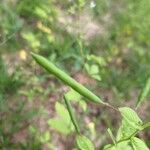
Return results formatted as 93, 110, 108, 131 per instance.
31, 52, 105, 104
136, 77, 150, 109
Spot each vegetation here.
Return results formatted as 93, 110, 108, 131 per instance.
32, 53, 150, 150
0, 0, 150, 149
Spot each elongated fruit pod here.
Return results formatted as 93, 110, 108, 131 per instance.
136, 77, 150, 109
31, 52, 105, 104
64, 95, 80, 134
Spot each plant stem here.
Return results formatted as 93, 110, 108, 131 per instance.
104, 129, 139, 149
64, 95, 81, 134
104, 103, 119, 112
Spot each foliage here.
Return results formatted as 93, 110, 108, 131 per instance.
0, 57, 21, 98
32, 53, 150, 150
0, 0, 150, 149
87, 0, 150, 98
76, 135, 94, 150
48, 102, 75, 135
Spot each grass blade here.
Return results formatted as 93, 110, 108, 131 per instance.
107, 128, 116, 145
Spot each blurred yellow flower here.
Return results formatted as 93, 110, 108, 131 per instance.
19, 50, 27, 60
37, 21, 52, 34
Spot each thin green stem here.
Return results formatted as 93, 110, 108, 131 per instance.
64, 95, 80, 134
104, 129, 139, 149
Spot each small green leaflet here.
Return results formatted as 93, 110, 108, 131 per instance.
48, 102, 74, 135
103, 140, 133, 150
40, 131, 51, 143
65, 88, 82, 101
48, 119, 74, 135
136, 77, 150, 109
29, 125, 37, 134
55, 101, 70, 123
131, 137, 149, 150
119, 107, 143, 130
103, 144, 114, 150
76, 135, 94, 150
86, 55, 106, 66
118, 120, 137, 140
65, 88, 87, 111
85, 63, 101, 81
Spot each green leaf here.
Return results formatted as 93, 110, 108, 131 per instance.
78, 0, 86, 7
118, 120, 137, 140
48, 102, 74, 135
103, 141, 133, 150
55, 102, 70, 123
22, 32, 40, 49
136, 77, 150, 108
48, 119, 74, 135
65, 89, 87, 111
117, 141, 133, 150
141, 121, 150, 130
90, 65, 99, 74
91, 74, 101, 81
65, 88, 82, 102
79, 100, 87, 112
131, 137, 149, 150
28, 125, 37, 134
119, 107, 143, 130
103, 144, 115, 150
40, 131, 51, 143
85, 64, 101, 81
87, 55, 106, 66
34, 7, 48, 18
76, 135, 94, 150
117, 107, 143, 141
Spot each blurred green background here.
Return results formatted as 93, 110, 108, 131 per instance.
0, 0, 150, 149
